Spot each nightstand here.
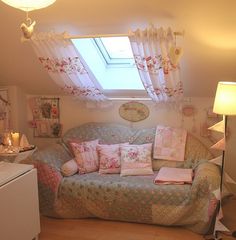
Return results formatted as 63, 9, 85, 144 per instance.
0, 162, 40, 240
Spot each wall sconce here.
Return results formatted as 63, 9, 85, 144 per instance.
1, 0, 56, 39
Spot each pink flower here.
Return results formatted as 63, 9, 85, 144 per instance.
128, 150, 138, 159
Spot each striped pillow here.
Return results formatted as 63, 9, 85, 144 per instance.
70, 139, 99, 174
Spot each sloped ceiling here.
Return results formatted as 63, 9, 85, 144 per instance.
0, 0, 236, 97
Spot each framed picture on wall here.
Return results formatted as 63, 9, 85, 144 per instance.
29, 97, 62, 138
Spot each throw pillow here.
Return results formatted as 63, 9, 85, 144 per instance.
70, 139, 99, 174
120, 143, 154, 176
67, 138, 82, 156
97, 144, 123, 174
61, 158, 78, 177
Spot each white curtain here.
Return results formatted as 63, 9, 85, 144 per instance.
30, 32, 108, 102
129, 27, 183, 103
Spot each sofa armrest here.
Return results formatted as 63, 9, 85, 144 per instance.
191, 162, 221, 225
23, 143, 72, 216
33, 143, 72, 169
192, 162, 221, 197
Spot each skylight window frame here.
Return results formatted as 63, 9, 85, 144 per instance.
93, 38, 135, 68
71, 36, 148, 97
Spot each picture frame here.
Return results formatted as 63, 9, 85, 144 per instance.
119, 101, 149, 122
29, 97, 62, 138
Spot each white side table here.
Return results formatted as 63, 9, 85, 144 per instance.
0, 162, 40, 240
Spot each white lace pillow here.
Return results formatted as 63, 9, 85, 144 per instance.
120, 143, 154, 176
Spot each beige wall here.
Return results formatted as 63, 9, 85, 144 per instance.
27, 95, 236, 193
28, 96, 217, 150
226, 116, 236, 193
7, 86, 28, 134
6, 89, 235, 193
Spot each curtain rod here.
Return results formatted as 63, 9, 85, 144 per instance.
64, 31, 184, 39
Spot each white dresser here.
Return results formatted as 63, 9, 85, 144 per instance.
0, 162, 40, 240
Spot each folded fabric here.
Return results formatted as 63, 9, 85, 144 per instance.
208, 120, 225, 133
210, 138, 225, 151
154, 167, 193, 185
153, 125, 187, 161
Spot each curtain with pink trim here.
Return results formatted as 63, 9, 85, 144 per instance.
31, 32, 108, 102
129, 27, 183, 103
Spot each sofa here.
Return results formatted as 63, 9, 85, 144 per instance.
26, 122, 220, 234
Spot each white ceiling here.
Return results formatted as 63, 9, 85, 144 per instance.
0, 0, 236, 97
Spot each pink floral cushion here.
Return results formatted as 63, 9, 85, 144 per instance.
67, 138, 82, 155
97, 144, 122, 174
120, 143, 154, 176
60, 159, 78, 177
70, 139, 99, 174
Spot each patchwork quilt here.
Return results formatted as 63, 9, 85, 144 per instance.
25, 122, 219, 234
153, 125, 187, 161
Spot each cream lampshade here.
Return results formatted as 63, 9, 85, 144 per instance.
213, 81, 236, 115
1, 0, 56, 11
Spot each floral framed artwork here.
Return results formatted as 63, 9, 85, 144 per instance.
29, 97, 62, 138
119, 101, 149, 122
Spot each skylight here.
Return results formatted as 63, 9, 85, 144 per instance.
72, 36, 145, 93
100, 37, 133, 58
94, 37, 134, 65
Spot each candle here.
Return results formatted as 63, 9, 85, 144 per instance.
11, 132, 20, 147
8, 138, 12, 146
3, 132, 11, 146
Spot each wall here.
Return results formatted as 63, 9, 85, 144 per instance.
226, 116, 236, 193
25, 95, 236, 193
6, 86, 28, 134
27, 96, 217, 149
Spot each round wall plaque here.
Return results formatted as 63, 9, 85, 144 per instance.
119, 101, 149, 122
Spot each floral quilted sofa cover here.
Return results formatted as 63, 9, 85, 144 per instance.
26, 122, 220, 234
